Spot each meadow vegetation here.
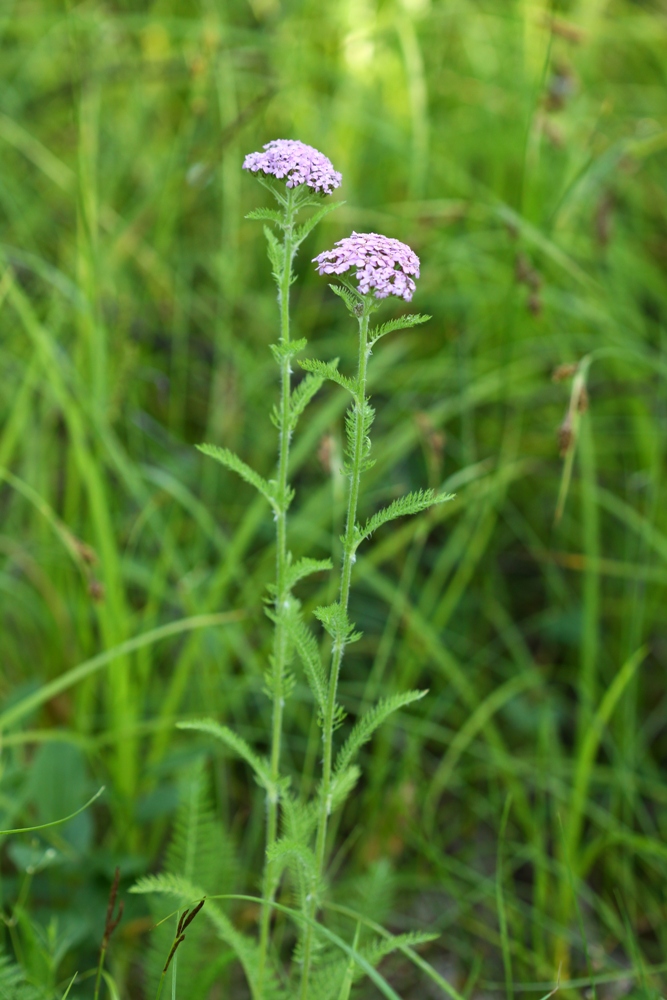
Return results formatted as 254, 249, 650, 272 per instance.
0, 0, 666, 997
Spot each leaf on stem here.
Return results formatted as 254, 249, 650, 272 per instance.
343, 401, 375, 475
284, 611, 327, 711
329, 765, 361, 813
314, 603, 362, 646
270, 338, 308, 362
177, 720, 273, 795
286, 557, 333, 591
245, 207, 284, 225
329, 283, 360, 315
354, 490, 453, 547
197, 444, 277, 510
129, 874, 272, 1000
299, 358, 356, 394
369, 313, 431, 346
289, 374, 325, 429
353, 931, 439, 982
334, 691, 428, 776
294, 200, 344, 244
263, 224, 286, 281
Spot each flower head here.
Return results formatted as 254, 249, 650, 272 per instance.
242, 139, 342, 195
313, 232, 420, 302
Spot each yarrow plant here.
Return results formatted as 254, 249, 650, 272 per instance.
134, 139, 453, 999
313, 231, 420, 301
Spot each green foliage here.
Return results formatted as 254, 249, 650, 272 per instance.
328, 283, 360, 315
294, 200, 343, 244
284, 607, 328, 710
314, 603, 362, 646
177, 720, 274, 796
2, 0, 667, 995
334, 691, 427, 776
263, 224, 286, 283
0, 946, 45, 1000
343, 400, 375, 475
285, 557, 333, 591
196, 444, 277, 509
288, 373, 325, 430
139, 763, 238, 1000
298, 358, 356, 394
245, 207, 285, 225
369, 313, 431, 346
354, 490, 454, 547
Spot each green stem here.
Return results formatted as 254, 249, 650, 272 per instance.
92, 945, 106, 1000
299, 311, 371, 999
258, 189, 297, 988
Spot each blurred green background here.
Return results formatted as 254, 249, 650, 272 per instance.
1, 0, 666, 996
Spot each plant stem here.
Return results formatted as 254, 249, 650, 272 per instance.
92, 945, 106, 1000
258, 189, 297, 988
299, 311, 371, 999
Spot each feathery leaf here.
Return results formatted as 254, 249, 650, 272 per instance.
295, 200, 343, 244
299, 358, 356, 394
369, 313, 431, 345
196, 445, 276, 509
177, 720, 274, 796
334, 691, 427, 777
355, 490, 453, 546
245, 207, 284, 225
289, 373, 325, 429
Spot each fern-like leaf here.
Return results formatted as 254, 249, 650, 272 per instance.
270, 337, 308, 363
328, 765, 361, 815
335, 691, 427, 776
294, 200, 343, 244
314, 604, 361, 646
289, 373, 325, 429
329, 283, 360, 315
286, 557, 332, 591
369, 313, 431, 345
0, 945, 44, 1000
245, 207, 284, 225
131, 874, 282, 1000
284, 611, 327, 710
177, 720, 274, 796
196, 444, 276, 509
355, 490, 453, 546
299, 358, 356, 394
263, 224, 285, 282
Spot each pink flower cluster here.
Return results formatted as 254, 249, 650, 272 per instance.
313, 232, 420, 302
242, 139, 342, 195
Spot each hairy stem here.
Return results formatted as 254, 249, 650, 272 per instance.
258, 189, 297, 988
299, 311, 371, 998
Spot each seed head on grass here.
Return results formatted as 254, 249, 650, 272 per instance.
243, 139, 342, 194
313, 232, 420, 301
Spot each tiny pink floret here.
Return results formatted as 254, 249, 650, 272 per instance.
313, 232, 420, 302
243, 139, 342, 195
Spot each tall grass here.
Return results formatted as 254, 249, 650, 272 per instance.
0, 0, 666, 997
